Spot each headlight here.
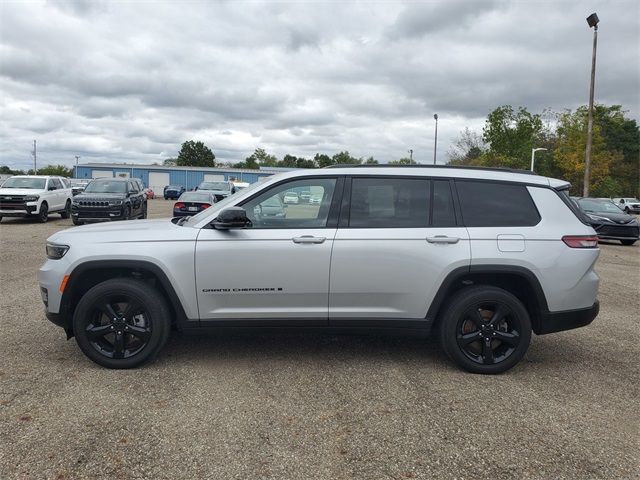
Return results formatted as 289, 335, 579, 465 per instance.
109, 200, 123, 205
24, 195, 39, 202
587, 214, 611, 222
46, 243, 70, 260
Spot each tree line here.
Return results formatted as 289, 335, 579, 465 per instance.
448, 104, 639, 197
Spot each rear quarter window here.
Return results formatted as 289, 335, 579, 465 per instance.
456, 180, 540, 227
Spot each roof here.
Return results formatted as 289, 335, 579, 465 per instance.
268, 165, 563, 187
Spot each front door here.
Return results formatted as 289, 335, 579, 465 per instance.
329, 176, 471, 322
195, 176, 341, 323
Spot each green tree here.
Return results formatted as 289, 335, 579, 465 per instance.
0, 165, 25, 175
448, 128, 486, 164
389, 157, 417, 165
364, 156, 379, 165
482, 105, 544, 168
332, 151, 361, 165
176, 141, 216, 167
35, 164, 73, 177
314, 153, 333, 168
163, 158, 177, 166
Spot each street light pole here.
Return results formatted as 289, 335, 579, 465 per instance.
75, 156, 80, 178
530, 148, 547, 172
584, 12, 599, 197
408, 149, 413, 163
433, 114, 438, 165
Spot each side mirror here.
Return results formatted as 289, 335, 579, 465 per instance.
212, 207, 251, 230
128, 190, 137, 195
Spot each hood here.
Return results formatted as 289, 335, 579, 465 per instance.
0, 188, 44, 196
74, 192, 126, 200
47, 218, 198, 245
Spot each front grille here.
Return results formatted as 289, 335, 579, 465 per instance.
0, 196, 27, 207
78, 200, 110, 207
596, 225, 640, 238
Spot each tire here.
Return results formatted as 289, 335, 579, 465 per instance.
72, 217, 83, 226
37, 202, 48, 223
0, 217, 2, 223
621, 239, 636, 246
72, 278, 171, 369
123, 206, 131, 220
60, 200, 71, 219
141, 203, 148, 219
624, 207, 630, 214
439, 286, 532, 374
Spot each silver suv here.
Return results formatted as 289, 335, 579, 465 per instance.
39, 166, 600, 373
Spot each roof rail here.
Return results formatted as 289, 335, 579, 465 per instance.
324, 164, 536, 175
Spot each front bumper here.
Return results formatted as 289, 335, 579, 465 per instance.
72, 205, 126, 222
536, 301, 599, 335
0, 203, 38, 216
592, 223, 639, 240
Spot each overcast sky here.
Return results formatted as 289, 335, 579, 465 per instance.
1, 0, 638, 170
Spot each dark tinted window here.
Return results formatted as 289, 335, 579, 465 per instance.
349, 177, 429, 228
456, 180, 540, 227
432, 180, 456, 227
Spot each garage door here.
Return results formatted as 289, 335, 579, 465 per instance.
149, 172, 170, 194
92, 170, 113, 179
204, 174, 224, 182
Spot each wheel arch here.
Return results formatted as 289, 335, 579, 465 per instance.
427, 265, 549, 334
61, 260, 190, 336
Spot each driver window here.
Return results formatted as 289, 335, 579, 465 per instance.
242, 178, 337, 228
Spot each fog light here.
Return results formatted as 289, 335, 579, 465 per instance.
40, 287, 48, 306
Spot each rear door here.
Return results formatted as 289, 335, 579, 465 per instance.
329, 176, 470, 323
195, 176, 342, 322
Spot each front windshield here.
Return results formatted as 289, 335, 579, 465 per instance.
183, 180, 265, 226
578, 199, 623, 214
199, 182, 230, 191
1, 177, 46, 189
84, 180, 127, 194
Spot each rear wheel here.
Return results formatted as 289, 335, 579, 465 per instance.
439, 286, 532, 374
621, 239, 636, 246
37, 202, 48, 223
60, 200, 71, 219
72, 278, 171, 369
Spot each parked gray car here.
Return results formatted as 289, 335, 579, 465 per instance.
39, 166, 600, 373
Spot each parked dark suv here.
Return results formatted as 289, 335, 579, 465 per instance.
71, 178, 147, 225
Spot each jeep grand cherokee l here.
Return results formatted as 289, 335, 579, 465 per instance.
39, 166, 600, 373
71, 178, 147, 225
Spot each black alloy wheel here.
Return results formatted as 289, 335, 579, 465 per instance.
37, 202, 48, 223
123, 205, 131, 220
439, 286, 531, 374
61, 200, 71, 219
73, 278, 170, 368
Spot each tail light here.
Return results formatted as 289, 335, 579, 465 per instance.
200, 203, 211, 209
174, 202, 185, 209
562, 235, 598, 248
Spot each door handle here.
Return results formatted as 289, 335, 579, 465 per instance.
292, 235, 326, 244
426, 235, 460, 244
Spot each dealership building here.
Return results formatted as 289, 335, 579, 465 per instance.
75, 163, 290, 193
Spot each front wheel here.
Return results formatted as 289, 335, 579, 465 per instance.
141, 203, 148, 219
439, 286, 532, 374
60, 200, 71, 219
620, 239, 636, 246
72, 278, 171, 369
37, 202, 48, 223
122, 206, 131, 220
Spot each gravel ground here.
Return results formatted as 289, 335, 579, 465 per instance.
1, 200, 638, 480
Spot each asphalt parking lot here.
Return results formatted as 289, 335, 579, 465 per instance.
0, 199, 638, 480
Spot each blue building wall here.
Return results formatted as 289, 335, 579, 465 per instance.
75, 166, 273, 190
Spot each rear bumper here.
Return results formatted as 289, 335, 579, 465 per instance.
536, 300, 599, 335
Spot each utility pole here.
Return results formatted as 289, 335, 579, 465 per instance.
408, 149, 413, 162
433, 114, 439, 165
75, 155, 80, 178
32, 140, 37, 174
584, 13, 599, 197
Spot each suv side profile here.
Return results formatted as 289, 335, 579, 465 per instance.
39, 166, 600, 373
0, 175, 72, 223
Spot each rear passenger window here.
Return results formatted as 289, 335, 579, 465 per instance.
456, 180, 540, 227
349, 178, 430, 228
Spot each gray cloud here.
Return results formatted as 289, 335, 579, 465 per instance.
0, 0, 638, 171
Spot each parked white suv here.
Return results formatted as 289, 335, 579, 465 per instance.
0, 175, 73, 223
612, 197, 640, 214
39, 166, 600, 373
